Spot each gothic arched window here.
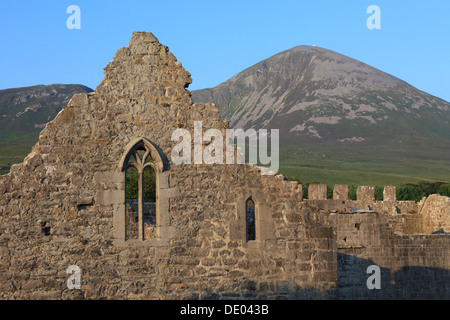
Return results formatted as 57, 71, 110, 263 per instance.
123, 140, 157, 240
246, 197, 256, 242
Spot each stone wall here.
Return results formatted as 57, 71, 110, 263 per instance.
420, 194, 450, 233
304, 184, 448, 235
0, 32, 336, 300
332, 212, 449, 299
308, 184, 327, 200
333, 185, 348, 201
0, 32, 448, 300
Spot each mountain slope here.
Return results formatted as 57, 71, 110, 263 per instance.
0, 84, 93, 144
0, 84, 93, 174
192, 46, 450, 183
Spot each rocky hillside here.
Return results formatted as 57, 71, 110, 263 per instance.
0, 84, 93, 144
192, 46, 450, 162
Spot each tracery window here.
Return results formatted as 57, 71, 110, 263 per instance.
123, 141, 157, 240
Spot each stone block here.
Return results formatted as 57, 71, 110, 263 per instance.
333, 185, 348, 200
308, 184, 327, 200
357, 186, 375, 202
95, 189, 124, 206
68, 93, 89, 107
159, 187, 180, 200
77, 191, 94, 206
93, 172, 124, 184
159, 226, 177, 239
256, 220, 276, 241
229, 221, 244, 241
383, 186, 396, 202
420, 194, 450, 233
65, 205, 78, 220
159, 172, 169, 189
265, 239, 286, 250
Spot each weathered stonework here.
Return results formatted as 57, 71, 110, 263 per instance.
383, 186, 396, 202
419, 194, 450, 234
0, 32, 448, 300
333, 185, 348, 201
308, 184, 327, 200
357, 186, 375, 203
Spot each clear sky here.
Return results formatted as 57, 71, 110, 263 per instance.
0, 0, 449, 102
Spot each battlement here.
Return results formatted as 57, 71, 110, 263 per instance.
307, 184, 397, 202
304, 184, 449, 235
305, 184, 417, 214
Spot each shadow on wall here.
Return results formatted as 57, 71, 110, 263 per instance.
58, 277, 339, 300
189, 284, 338, 301
338, 254, 450, 300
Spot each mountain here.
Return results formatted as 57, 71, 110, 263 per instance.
192, 46, 450, 184
0, 48, 449, 184
0, 84, 93, 174
0, 84, 93, 144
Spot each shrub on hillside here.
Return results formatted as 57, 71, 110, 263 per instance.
396, 185, 426, 202
437, 184, 450, 197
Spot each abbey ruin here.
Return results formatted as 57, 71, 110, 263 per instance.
0, 32, 448, 300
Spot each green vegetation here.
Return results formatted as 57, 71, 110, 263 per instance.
396, 181, 450, 201
0, 143, 36, 175
278, 142, 449, 201
125, 166, 156, 202
278, 143, 450, 186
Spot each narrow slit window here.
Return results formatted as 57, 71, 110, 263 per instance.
246, 197, 256, 242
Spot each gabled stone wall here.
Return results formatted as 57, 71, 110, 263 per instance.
0, 32, 337, 300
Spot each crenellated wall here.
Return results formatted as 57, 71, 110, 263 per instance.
305, 184, 449, 235
305, 184, 449, 299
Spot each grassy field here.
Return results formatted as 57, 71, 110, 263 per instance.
1, 141, 449, 189
0, 143, 35, 175
280, 165, 446, 186
278, 144, 449, 187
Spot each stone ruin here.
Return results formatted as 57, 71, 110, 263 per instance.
0, 32, 448, 300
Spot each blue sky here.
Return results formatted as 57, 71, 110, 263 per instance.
0, 0, 449, 101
